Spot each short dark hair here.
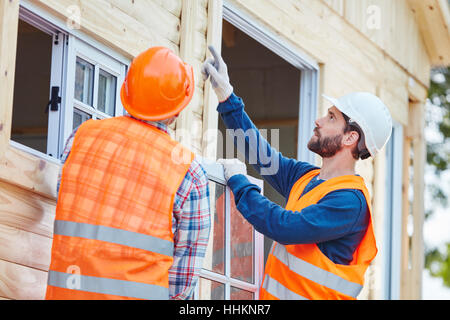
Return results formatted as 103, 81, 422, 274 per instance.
342, 114, 370, 160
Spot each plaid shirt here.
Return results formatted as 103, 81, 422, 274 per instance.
57, 116, 211, 300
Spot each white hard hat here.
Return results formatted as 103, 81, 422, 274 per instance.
322, 92, 393, 158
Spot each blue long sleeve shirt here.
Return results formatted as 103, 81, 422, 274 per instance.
218, 93, 369, 265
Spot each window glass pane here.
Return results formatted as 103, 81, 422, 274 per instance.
11, 19, 52, 155
203, 182, 226, 275
73, 108, 92, 130
75, 57, 94, 105
230, 286, 254, 300
98, 69, 117, 116
198, 278, 225, 300
230, 191, 254, 283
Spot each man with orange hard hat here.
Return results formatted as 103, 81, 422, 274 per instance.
46, 47, 211, 300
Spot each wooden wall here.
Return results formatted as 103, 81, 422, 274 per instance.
324, 0, 430, 85
0, 0, 433, 300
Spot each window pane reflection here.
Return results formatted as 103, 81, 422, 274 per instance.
231, 286, 254, 300
73, 108, 92, 130
199, 278, 225, 300
203, 181, 226, 275
75, 57, 94, 106
98, 69, 116, 116
230, 191, 254, 283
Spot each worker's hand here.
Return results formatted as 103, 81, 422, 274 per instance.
201, 45, 234, 102
217, 158, 247, 182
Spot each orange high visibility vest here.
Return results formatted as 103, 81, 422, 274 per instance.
260, 169, 377, 300
45, 116, 194, 300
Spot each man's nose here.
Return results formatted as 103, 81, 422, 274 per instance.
315, 118, 322, 128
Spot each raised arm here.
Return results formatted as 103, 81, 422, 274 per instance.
202, 46, 317, 199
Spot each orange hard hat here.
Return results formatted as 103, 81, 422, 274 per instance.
120, 47, 194, 121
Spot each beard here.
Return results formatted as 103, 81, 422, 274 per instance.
307, 129, 343, 158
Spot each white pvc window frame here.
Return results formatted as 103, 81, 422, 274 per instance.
382, 122, 403, 300
14, 1, 130, 161
195, 159, 264, 300
62, 36, 126, 153
223, 0, 320, 164
11, 7, 67, 164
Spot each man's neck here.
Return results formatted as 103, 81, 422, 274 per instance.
318, 152, 357, 180
125, 114, 169, 134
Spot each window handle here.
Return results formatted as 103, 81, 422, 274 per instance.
45, 86, 62, 113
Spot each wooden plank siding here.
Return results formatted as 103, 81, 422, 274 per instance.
202, 0, 224, 160
323, 0, 431, 86
176, 0, 208, 154
0, 259, 48, 300
34, 0, 179, 57
0, 0, 20, 160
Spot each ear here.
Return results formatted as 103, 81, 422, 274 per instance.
342, 130, 360, 147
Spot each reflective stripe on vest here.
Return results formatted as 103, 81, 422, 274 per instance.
262, 275, 308, 300
54, 220, 173, 256
272, 244, 363, 298
47, 270, 168, 300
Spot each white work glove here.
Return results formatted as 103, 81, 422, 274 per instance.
217, 158, 247, 182
201, 45, 234, 102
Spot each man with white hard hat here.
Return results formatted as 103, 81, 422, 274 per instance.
202, 46, 392, 300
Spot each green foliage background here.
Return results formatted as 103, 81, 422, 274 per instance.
424, 66, 450, 287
